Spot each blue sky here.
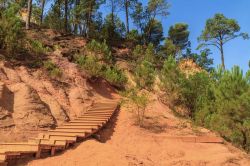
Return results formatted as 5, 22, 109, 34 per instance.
101, 0, 250, 72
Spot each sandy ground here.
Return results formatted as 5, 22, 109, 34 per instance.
26, 97, 250, 166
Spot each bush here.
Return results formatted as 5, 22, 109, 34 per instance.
29, 40, 49, 55
75, 55, 102, 77
0, 3, 24, 55
199, 66, 250, 151
126, 30, 141, 45
130, 91, 149, 127
135, 60, 155, 90
86, 40, 113, 64
160, 60, 250, 152
43, 60, 62, 78
104, 66, 127, 87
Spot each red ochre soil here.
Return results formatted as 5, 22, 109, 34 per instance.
27, 97, 250, 166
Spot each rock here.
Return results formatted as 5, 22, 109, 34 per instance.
0, 82, 14, 128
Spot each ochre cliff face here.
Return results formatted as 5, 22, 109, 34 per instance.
0, 56, 115, 132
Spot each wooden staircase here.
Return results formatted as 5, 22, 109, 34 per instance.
0, 100, 119, 166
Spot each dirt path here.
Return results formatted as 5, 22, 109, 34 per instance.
27, 98, 250, 166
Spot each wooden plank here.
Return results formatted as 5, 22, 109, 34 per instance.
0, 161, 7, 166
51, 129, 92, 133
0, 154, 5, 161
57, 126, 98, 130
47, 131, 85, 137
48, 135, 77, 142
63, 123, 102, 127
74, 117, 109, 121
70, 120, 107, 123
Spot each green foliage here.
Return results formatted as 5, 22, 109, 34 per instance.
204, 67, 250, 151
161, 38, 177, 57
104, 66, 127, 87
0, 3, 24, 55
101, 14, 126, 45
198, 13, 249, 69
160, 56, 185, 94
144, 19, 164, 46
130, 91, 149, 127
29, 40, 49, 55
43, 60, 62, 78
126, 29, 141, 45
160, 59, 250, 151
168, 23, 190, 51
75, 54, 127, 87
75, 55, 102, 77
191, 49, 214, 72
132, 44, 156, 64
135, 60, 155, 90
86, 39, 113, 64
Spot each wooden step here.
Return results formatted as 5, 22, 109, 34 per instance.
0, 155, 5, 161
70, 119, 108, 123
29, 138, 66, 147
83, 113, 113, 116
86, 109, 114, 113
75, 117, 109, 121
48, 135, 77, 142
49, 129, 92, 133
69, 121, 105, 124
0, 161, 7, 166
63, 123, 102, 127
57, 126, 99, 130
40, 133, 77, 142
92, 103, 117, 106
47, 131, 85, 137
79, 114, 111, 117
0, 143, 38, 151
88, 107, 116, 111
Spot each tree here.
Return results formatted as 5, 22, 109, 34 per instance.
64, 0, 68, 32
40, 0, 46, 25
161, 38, 177, 57
131, 2, 145, 34
144, 19, 163, 46
101, 14, 126, 45
146, 0, 170, 20
118, 0, 137, 34
198, 14, 249, 70
135, 60, 155, 89
26, 0, 33, 30
168, 23, 190, 51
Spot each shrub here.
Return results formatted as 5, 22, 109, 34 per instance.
43, 60, 62, 78
160, 56, 185, 94
86, 40, 113, 64
132, 45, 144, 61
104, 66, 127, 88
160, 60, 250, 152
29, 40, 49, 55
126, 29, 140, 45
75, 55, 102, 77
130, 91, 149, 127
135, 60, 155, 90
0, 3, 24, 55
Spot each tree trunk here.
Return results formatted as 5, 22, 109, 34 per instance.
124, 0, 129, 33
64, 0, 68, 33
26, 0, 32, 30
219, 41, 225, 70
40, 0, 45, 25
86, 1, 93, 38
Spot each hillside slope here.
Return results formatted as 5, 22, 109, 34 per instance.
27, 96, 250, 166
